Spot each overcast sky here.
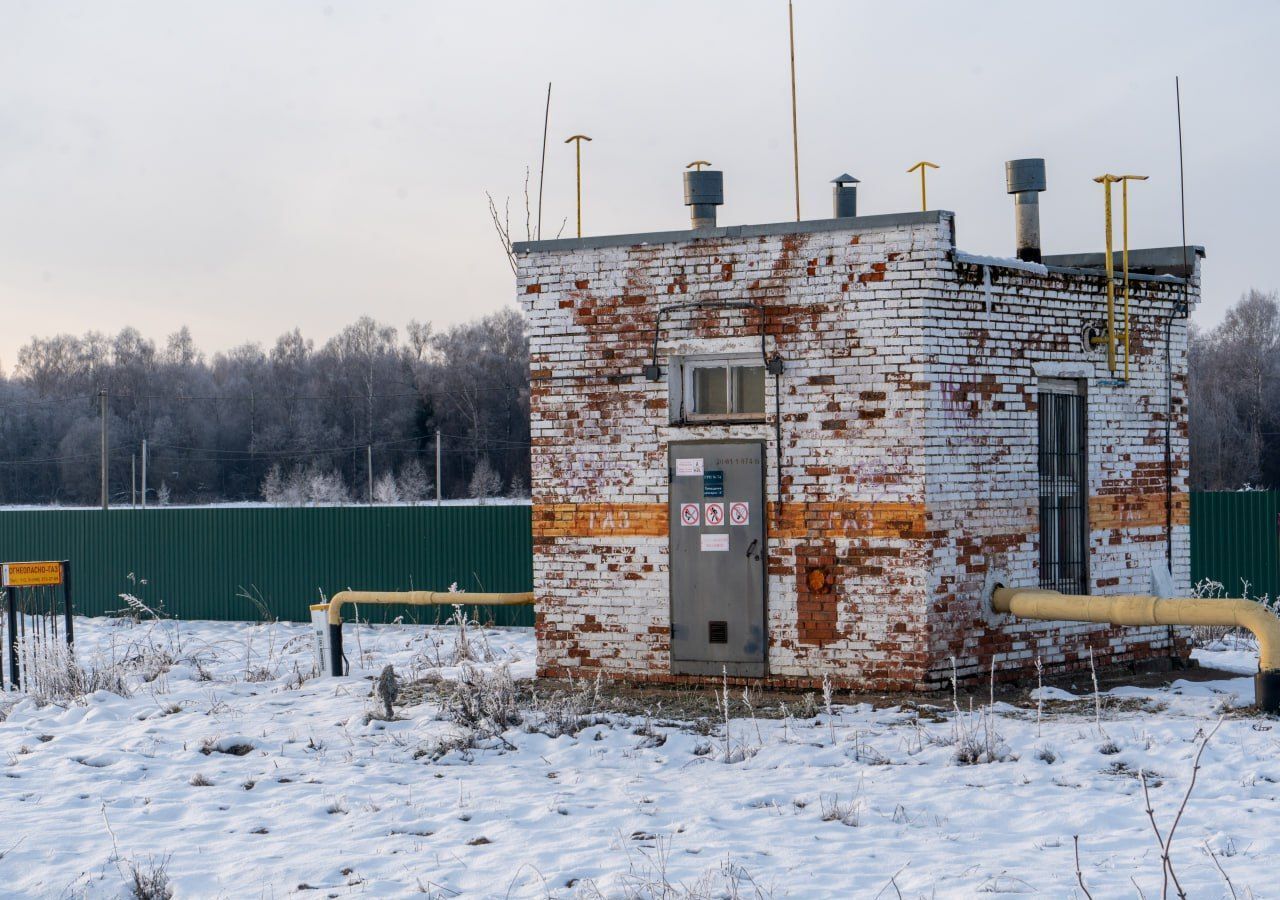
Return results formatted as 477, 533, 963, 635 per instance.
2, 1, 1276, 370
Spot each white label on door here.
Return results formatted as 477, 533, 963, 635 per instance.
675, 457, 704, 476
703, 502, 725, 526
729, 501, 750, 526
679, 503, 701, 526
700, 533, 729, 552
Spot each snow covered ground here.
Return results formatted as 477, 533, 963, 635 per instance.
0, 618, 1276, 899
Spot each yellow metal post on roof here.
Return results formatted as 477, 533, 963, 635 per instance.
907, 161, 939, 212
1093, 174, 1122, 376
1118, 175, 1149, 382
564, 134, 592, 238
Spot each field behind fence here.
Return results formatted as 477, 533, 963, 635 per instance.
0, 492, 1272, 625
0, 504, 534, 626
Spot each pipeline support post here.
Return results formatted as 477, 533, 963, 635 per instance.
323, 590, 536, 677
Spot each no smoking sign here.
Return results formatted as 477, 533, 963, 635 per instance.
729, 501, 750, 526
679, 503, 701, 526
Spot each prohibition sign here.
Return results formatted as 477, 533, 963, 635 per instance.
704, 502, 725, 526
729, 501, 750, 526
680, 503, 701, 526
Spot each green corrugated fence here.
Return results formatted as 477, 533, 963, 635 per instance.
1190, 491, 1280, 602
0, 494, 1272, 626
0, 505, 534, 626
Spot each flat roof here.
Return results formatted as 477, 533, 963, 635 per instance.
512, 210, 951, 255
1042, 246, 1205, 278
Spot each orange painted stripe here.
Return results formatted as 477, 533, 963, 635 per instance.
532, 493, 1189, 539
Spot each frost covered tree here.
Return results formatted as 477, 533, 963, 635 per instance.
0, 311, 530, 504
372, 472, 400, 504
507, 474, 527, 498
396, 458, 432, 503
304, 466, 349, 505
468, 457, 502, 502
1189, 289, 1280, 489
260, 464, 286, 504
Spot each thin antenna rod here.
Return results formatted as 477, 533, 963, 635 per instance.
1176, 76, 1189, 282
788, 0, 801, 221
537, 82, 551, 240
1164, 75, 1190, 578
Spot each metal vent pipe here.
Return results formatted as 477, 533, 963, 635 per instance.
832, 173, 859, 218
1005, 158, 1047, 262
683, 162, 723, 229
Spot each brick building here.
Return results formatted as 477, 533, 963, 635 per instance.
514, 163, 1202, 691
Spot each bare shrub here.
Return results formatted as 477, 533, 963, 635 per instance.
20, 640, 130, 706
948, 660, 1011, 766
126, 855, 174, 900
530, 672, 608, 737
438, 663, 521, 736
574, 835, 774, 900
412, 603, 495, 670
819, 791, 862, 827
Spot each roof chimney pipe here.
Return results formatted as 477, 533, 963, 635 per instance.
683, 161, 723, 229
1005, 158, 1046, 262
832, 173, 859, 218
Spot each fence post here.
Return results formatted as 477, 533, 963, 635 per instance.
62, 560, 74, 647
6, 585, 18, 691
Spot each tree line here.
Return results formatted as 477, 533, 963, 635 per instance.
0, 289, 1272, 505
0, 309, 530, 505
1189, 289, 1280, 491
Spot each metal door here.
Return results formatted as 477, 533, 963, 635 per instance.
668, 441, 766, 676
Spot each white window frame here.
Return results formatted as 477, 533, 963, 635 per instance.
670, 353, 767, 424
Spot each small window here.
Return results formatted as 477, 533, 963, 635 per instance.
676, 356, 766, 422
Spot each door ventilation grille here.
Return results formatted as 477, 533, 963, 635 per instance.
708, 620, 728, 644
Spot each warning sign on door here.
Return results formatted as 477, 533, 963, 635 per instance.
700, 533, 729, 552
679, 503, 701, 526
729, 501, 750, 526
675, 457, 704, 476
703, 502, 725, 527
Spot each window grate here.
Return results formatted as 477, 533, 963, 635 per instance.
1038, 389, 1088, 594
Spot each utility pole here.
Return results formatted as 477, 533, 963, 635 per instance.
131, 454, 137, 508
99, 389, 108, 510
367, 445, 374, 504
141, 439, 148, 509
435, 429, 442, 506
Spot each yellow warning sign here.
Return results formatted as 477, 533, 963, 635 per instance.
2, 561, 63, 587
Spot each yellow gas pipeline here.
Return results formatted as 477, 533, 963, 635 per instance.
992, 585, 1280, 712
324, 590, 535, 676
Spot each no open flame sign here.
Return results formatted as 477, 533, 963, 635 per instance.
679, 503, 701, 526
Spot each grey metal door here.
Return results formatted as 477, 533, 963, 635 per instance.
668, 441, 766, 676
